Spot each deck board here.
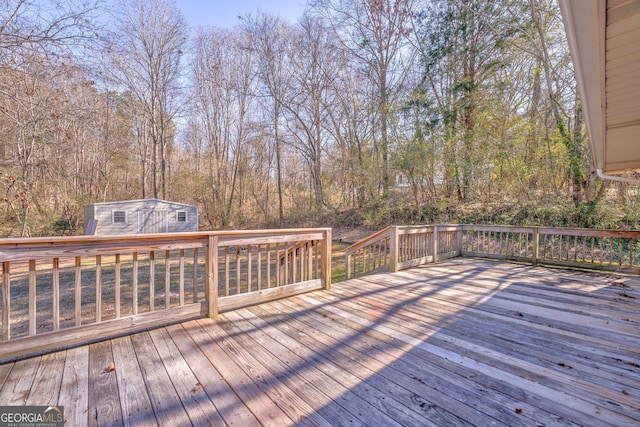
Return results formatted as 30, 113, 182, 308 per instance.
267, 299, 505, 426
58, 346, 89, 427
1, 258, 639, 426
129, 332, 193, 427
0, 357, 39, 406
25, 351, 65, 406
335, 272, 640, 387
202, 318, 332, 427
185, 319, 293, 426
0, 363, 13, 393
147, 327, 223, 427
164, 322, 259, 426
87, 340, 122, 426
111, 335, 155, 426
231, 306, 427, 427
220, 310, 372, 427
283, 292, 558, 426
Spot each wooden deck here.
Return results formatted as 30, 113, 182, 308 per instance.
0, 258, 639, 426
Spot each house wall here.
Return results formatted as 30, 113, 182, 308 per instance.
84, 199, 198, 235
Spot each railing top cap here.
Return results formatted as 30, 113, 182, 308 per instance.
0, 228, 332, 246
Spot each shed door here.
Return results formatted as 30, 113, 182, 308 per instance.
138, 210, 167, 234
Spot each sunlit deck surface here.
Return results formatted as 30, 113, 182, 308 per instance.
1, 258, 639, 426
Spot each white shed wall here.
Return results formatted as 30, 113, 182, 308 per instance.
83, 199, 198, 235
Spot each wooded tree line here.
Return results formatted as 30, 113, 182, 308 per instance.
0, 0, 635, 237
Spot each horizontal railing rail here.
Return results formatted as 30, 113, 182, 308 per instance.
0, 228, 331, 361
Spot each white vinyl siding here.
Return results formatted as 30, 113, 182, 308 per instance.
85, 199, 198, 235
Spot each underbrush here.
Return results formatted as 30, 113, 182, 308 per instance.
318, 198, 640, 231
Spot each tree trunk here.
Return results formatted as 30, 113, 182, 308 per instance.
275, 106, 285, 223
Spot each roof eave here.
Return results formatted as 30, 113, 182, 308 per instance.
558, 0, 606, 171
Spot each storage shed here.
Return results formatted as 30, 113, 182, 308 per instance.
83, 198, 199, 235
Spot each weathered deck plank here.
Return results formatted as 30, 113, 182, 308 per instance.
337, 271, 640, 389
312, 284, 633, 425
24, 351, 65, 406
147, 327, 223, 427
164, 323, 259, 426
0, 363, 13, 392
287, 293, 545, 426
0, 258, 638, 426
111, 336, 154, 426
58, 346, 89, 427
224, 308, 403, 427
274, 295, 536, 426
0, 357, 39, 406
87, 340, 122, 426
202, 317, 334, 427
185, 319, 293, 425
129, 332, 193, 426
259, 300, 492, 426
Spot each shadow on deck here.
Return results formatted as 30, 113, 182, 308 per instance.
0, 258, 639, 426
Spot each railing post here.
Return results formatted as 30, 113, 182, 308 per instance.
432, 225, 439, 263
322, 229, 332, 289
532, 227, 539, 266
457, 225, 463, 256
389, 226, 399, 272
206, 234, 219, 318
345, 250, 352, 280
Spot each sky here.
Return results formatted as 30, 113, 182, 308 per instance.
175, 0, 308, 29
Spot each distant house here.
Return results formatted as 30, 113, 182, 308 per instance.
83, 198, 199, 235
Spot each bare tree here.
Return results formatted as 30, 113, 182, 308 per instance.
191, 26, 254, 228
283, 15, 339, 210
243, 12, 293, 223
0, 53, 133, 235
106, 0, 187, 199
1, 0, 100, 62
312, 0, 416, 197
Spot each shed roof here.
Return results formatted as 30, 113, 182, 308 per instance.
86, 198, 196, 208
559, 0, 640, 176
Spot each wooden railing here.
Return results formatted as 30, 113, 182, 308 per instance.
461, 225, 640, 274
461, 225, 536, 262
0, 228, 331, 361
346, 224, 640, 278
344, 225, 460, 278
344, 227, 392, 278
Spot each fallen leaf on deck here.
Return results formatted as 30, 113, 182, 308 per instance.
622, 390, 630, 396
192, 382, 203, 393
557, 363, 572, 369
515, 408, 523, 414
515, 311, 523, 317
102, 362, 115, 373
